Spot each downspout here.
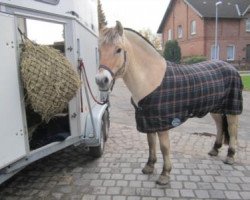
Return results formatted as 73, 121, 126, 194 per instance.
173, 10, 175, 39
235, 4, 242, 61
203, 18, 206, 57
186, 2, 189, 41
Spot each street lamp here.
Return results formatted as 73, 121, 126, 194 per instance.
215, 1, 222, 60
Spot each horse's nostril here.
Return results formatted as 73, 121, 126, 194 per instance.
95, 77, 101, 85
104, 77, 109, 84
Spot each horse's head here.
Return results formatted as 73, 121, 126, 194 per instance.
95, 21, 128, 91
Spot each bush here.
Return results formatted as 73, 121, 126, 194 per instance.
182, 56, 207, 64
163, 40, 181, 63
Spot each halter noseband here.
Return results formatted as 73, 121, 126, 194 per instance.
99, 64, 115, 77
99, 51, 127, 91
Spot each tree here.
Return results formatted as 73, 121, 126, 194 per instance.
98, 0, 107, 30
163, 40, 181, 63
139, 29, 162, 51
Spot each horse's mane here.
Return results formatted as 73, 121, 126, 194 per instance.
124, 28, 156, 50
100, 28, 157, 51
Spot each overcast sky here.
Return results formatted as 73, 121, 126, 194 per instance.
27, 0, 170, 44
101, 0, 170, 33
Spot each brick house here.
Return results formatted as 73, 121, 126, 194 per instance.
157, 0, 250, 63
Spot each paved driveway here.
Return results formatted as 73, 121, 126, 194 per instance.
0, 80, 250, 200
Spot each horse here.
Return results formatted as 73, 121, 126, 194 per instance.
95, 21, 243, 185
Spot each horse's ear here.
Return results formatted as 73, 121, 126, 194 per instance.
115, 21, 123, 36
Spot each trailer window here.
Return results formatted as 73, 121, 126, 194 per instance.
26, 19, 65, 52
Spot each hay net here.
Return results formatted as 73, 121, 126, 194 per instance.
20, 40, 81, 122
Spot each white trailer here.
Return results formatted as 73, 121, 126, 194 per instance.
0, 0, 109, 184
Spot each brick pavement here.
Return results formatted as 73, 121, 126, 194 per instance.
0, 121, 250, 200
0, 80, 250, 200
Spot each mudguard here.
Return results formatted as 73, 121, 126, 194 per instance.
84, 103, 108, 146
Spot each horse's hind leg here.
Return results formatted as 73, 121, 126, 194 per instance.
208, 113, 223, 156
156, 131, 172, 185
224, 115, 238, 165
142, 133, 157, 174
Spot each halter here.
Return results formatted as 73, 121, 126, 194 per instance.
99, 50, 127, 91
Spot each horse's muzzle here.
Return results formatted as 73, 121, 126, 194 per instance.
95, 76, 109, 90
95, 70, 113, 91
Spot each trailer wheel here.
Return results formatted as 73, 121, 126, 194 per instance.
89, 110, 109, 158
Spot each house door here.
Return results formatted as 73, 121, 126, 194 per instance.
246, 44, 250, 62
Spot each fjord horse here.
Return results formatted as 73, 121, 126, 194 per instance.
95, 22, 243, 185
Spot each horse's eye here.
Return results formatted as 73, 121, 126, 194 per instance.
116, 48, 122, 54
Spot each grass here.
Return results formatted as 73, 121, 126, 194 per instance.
241, 75, 250, 91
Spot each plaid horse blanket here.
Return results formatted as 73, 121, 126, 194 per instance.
131, 60, 243, 133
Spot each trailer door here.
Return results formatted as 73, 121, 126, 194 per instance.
0, 13, 26, 169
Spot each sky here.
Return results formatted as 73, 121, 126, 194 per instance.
26, 0, 170, 44
27, 19, 64, 44
101, 0, 170, 33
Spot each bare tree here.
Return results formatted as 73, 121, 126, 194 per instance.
139, 29, 162, 51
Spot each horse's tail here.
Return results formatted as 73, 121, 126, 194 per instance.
222, 114, 230, 145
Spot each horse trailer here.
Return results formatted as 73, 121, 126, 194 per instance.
0, 0, 109, 184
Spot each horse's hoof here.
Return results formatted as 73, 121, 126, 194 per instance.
142, 165, 154, 174
208, 148, 218, 156
224, 157, 234, 165
156, 174, 170, 185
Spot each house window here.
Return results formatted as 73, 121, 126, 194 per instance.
190, 20, 196, 35
168, 29, 172, 40
211, 45, 219, 60
177, 25, 183, 38
227, 45, 235, 61
246, 19, 250, 32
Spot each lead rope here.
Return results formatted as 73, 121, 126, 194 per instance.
78, 59, 107, 105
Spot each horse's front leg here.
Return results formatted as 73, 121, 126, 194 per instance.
156, 131, 172, 185
142, 133, 157, 174
224, 115, 238, 165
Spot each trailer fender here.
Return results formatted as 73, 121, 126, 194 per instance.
84, 103, 108, 146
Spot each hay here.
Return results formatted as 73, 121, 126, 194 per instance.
20, 40, 81, 122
